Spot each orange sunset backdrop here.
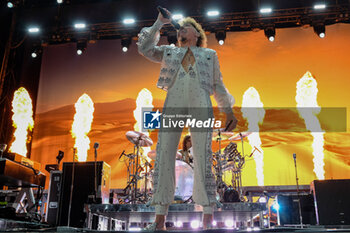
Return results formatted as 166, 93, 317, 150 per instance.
31, 23, 350, 189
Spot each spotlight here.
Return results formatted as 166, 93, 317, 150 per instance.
260, 8, 272, 14
314, 4, 326, 9
172, 14, 183, 20
258, 196, 267, 203
190, 220, 200, 229
31, 45, 42, 58
272, 202, 280, 211
313, 23, 326, 38
174, 221, 183, 228
7, 1, 14, 8
167, 33, 177, 46
74, 23, 86, 29
123, 18, 135, 24
212, 220, 217, 226
207, 10, 219, 17
57, 0, 63, 3
28, 27, 40, 33
121, 37, 131, 52
215, 30, 226, 45
76, 41, 87, 55
264, 26, 275, 42
225, 219, 234, 228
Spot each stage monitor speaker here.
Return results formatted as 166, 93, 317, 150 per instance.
45, 170, 62, 225
311, 179, 350, 225
57, 161, 111, 228
276, 194, 316, 226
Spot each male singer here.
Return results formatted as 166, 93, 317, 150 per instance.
137, 9, 237, 230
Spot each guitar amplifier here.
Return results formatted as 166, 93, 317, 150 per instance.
57, 161, 111, 228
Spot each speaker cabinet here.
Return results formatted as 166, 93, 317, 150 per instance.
276, 194, 316, 225
57, 161, 111, 228
311, 179, 350, 225
45, 170, 62, 225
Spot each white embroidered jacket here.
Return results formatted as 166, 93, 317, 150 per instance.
137, 19, 235, 113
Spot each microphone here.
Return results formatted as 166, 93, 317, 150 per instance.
94, 142, 99, 149
293, 153, 296, 160
157, 6, 181, 30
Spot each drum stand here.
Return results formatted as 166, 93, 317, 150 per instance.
214, 129, 228, 202
123, 141, 144, 204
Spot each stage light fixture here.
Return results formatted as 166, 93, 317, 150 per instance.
172, 14, 183, 20
28, 27, 40, 33
121, 37, 131, 52
174, 221, 183, 228
225, 219, 234, 228
31, 45, 42, 58
314, 4, 326, 9
76, 41, 87, 55
215, 30, 226, 45
272, 202, 280, 211
260, 8, 272, 14
190, 220, 200, 229
167, 33, 177, 46
123, 18, 135, 25
212, 220, 217, 226
313, 24, 326, 38
264, 26, 275, 42
74, 23, 86, 29
57, 0, 63, 3
7, 1, 14, 8
207, 10, 219, 17
258, 196, 267, 203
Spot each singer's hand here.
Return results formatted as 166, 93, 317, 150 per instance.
224, 112, 237, 132
157, 9, 172, 24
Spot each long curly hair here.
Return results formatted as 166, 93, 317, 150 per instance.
182, 135, 191, 152
179, 17, 207, 48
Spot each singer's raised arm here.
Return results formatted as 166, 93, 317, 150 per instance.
137, 18, 168, 63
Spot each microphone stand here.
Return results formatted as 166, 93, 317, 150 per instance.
293, 153, 303, 228
94, 144, 98, 203
67, 148, 76, 227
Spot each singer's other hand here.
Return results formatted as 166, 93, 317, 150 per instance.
224, 112, 237, 132
157, 9, 172, 24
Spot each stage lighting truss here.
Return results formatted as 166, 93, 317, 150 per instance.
215, 30, 226, 45
39, 4, 348, 45
264, 25, 276, 42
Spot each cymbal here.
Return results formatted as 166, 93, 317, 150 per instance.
228, 132, 252, 141
212, 130, 235, 141
126, 131, 153, 147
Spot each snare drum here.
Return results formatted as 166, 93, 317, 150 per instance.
174, 159, 194, 202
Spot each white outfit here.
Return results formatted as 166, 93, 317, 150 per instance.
137, 19, 235, 215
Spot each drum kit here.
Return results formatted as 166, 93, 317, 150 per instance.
120, 130, 257, 204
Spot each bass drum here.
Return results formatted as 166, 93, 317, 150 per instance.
174, 160, 193, 202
